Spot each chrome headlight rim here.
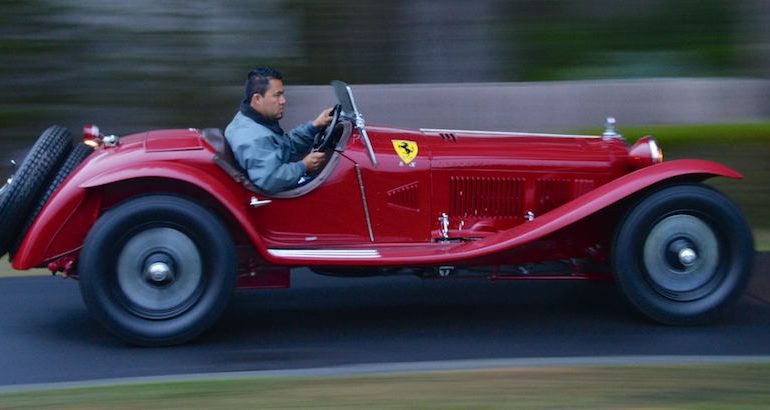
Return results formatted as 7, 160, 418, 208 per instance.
648, 137, 664, 163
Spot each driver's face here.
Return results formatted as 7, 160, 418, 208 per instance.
251, 78, 286, 121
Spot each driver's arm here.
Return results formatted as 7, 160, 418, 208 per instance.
286, 107, 334, 160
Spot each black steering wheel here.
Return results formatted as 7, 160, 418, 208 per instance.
312, 104, 341, 152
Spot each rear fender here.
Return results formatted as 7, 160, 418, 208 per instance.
12, 161, 267, 270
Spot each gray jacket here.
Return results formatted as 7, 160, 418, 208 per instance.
225, 111, 319, 194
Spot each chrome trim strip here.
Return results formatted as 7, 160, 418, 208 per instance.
249, 196, 272, 208
268, 249, 381, 259
420, 128, 601, 139
355, 164, 375, 242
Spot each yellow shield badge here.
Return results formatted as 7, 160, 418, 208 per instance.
391, 140, 418, 164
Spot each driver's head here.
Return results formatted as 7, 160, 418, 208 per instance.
245, 67, 285, 121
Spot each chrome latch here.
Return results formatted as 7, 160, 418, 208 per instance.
249, 196, 272, 208
438, 212, 450, 239
524, 211, 535, 221
102, 134, 120, 147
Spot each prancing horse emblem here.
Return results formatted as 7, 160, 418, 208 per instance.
391, 140, 418, 164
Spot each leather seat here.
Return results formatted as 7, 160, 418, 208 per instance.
201, 128, 262, 193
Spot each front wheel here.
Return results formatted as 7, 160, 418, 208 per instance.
79, 195, 237, 346
612, 183, 754, 325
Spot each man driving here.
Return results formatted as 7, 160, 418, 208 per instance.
225, 67, 333, 194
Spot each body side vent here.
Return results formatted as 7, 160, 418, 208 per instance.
572, 178, 596, 198
450, 176, 524, 218
537, 178, 596, 213
387, 182, 420, 211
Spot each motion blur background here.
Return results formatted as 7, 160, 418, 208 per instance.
1, 0, 768, 241
1, 0, 768, 134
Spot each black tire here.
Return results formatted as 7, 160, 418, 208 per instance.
78, 195, 237, 346
10, 143, 94, 257
612, 183, 754, 325
0, 126, 73, 257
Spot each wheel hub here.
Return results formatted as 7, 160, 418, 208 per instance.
666, 239, 699, 271
143, 260, 175, 286
678, 247, 697, 267
643, 214, 720, 296
116, 227, 203, 318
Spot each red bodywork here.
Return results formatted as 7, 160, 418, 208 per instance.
12, 124, 741, 286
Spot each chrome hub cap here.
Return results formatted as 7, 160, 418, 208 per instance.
116, 227, 203, 318
678, 247, 697, 266
144, 261, 175, 286
643, 214, 720, 297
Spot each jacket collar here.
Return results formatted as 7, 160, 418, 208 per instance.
239, 100, 285, 135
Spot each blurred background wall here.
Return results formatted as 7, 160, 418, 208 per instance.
0, 0, 768, 138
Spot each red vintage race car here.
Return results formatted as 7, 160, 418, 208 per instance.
0, 81, 754, 345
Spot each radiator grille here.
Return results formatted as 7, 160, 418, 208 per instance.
450, 176, 525, 218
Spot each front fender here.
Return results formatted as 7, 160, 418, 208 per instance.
13, 161, 267, 270
449, 159, 741, 259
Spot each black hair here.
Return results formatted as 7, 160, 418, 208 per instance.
244, 67, 283, 101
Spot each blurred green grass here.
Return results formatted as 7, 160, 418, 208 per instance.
1, 363, 769, 409
579, 121, 770, 144
0, 256, 47, 278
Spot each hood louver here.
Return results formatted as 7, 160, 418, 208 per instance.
439, 132, 457, 142
450, 176, 524, 218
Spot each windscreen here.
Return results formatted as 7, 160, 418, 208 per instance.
331, 80, 355, 116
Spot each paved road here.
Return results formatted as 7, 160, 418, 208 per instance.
1, 254, 768, 387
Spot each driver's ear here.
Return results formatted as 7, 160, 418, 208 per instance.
250, 93, 262, 109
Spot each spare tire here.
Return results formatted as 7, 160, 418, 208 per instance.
0, 126, 73, 257
10, 143, 94, 257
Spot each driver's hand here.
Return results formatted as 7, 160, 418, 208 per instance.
302, 152, 327, 173
311, 107, 334, 129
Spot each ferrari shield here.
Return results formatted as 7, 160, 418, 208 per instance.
391, 140, 418, 164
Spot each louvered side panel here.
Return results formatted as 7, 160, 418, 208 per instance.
536, 179, 572, 213
537, 178, 597, 214
572, 178, 596, 198
387, 182, 420, 211
450, 176, 524, 218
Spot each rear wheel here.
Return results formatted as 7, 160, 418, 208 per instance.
79, 195, 237, 346
0, 126, 72, 257
612, 183, 753, 324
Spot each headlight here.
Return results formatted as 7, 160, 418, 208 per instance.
628, 135, 663, 169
